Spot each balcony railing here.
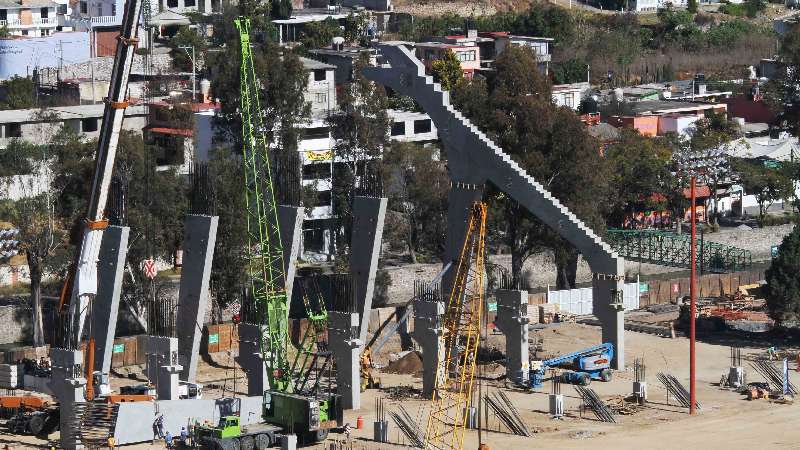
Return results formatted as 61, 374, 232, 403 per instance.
89, 15, 120, 24
0, 17, 58, 27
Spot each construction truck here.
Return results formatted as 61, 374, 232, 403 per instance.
0, 396, 59, 436
194, 415, 282, 450
530, 343, 614, 388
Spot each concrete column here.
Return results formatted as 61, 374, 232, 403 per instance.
149, 339, 183, 399
277, 205, 303, 306
494, 289, 530, 385
91, 225, 130, 375
412, 300, 444, 398
235, 323, 268, 395
327, 311, 362, 410
176, 215, 218, 383
349, 196, 387, 344
592, 274, 625, 369
443, 183, 483, 296
49, 348, 86, 450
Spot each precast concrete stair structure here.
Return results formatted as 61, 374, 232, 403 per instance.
364, 44, 626, 368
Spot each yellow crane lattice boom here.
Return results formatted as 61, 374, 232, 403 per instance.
424, 201, 487, 450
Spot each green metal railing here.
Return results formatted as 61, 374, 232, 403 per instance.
607, 229, 752, 273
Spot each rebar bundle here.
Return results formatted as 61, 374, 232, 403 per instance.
656, 372, 701, 409
634, 358, 646, 383
750, 358, 797, 394
376, 397, 386, 422
389, 405, 423, 448
550, 369, 561, 395
484, 390, 532, 436
574, 386, 616, 423
731, 347, 742, 367
69, 402, 119, 447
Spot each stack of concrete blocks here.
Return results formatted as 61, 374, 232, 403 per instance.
145, 336, 181, 400
175, 215, 218, 384
0, 364, 20, 388
237, 206, 303, 396
327, 311, 363, 410
538, 304, 559, 324
412, 300, 445, 398
90, 225, 130, 375
48, 348, 86, 450
494, 289, 530, 385
363, 43, 626, 369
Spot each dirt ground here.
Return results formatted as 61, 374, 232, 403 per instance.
2, 322, 799, 449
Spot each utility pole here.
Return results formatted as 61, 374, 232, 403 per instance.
689, 176, 697, 415
179, 45, 196, 102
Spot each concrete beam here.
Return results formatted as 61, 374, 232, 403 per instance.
235, 323, 268, 395
593, 275, 625, 369
91, 225, 129, 375
277, 205, 304, 304
175, 214, 218, 383
327, 311, 363, 410
494, 289, 530, 384
145, 336, 179, 388
443, 183, 484, 298
412, 300, 444, 398
349, 196, 387, 344
49, 348, 86, 450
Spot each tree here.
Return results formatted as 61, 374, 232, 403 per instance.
452, 45, 612, 288
431, 50, 464, 91
381, 142, 448, 263
732, 158, 793, 225
765, 225, 800, 325
687, 0, 698, 14
605, 129, 676, 227
552, 57, 587, 85
327, 53, 389, 264
168, 26, 207, 73
0, 76, 35, 110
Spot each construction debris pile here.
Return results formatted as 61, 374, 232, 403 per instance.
678, 285, 773, 333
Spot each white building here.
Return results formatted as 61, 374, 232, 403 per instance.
552, 82, 591, 111
0, 0, 58, 37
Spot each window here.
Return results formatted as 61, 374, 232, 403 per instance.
564, 93, 575, 109
81, 118, 98, 132
390, 121, 406, 136
40, 7, 48, 18
303, 127, 329, 140
303, 227, 325, 253
184, 0, 196, 6
167, 0, 178, 8
313, 69, 326, 81
413, 119, 431, 134
40, 29, 48, 36
5, 123, 21, 138
80, 1, 87, 13
21, 30, 28, 36
316, 190, 332, 205
303, 162, 331, 180
315, 93, 327, 105
57, 4, 67, 14
457, 51, 476, 62
0, 10, 7, 21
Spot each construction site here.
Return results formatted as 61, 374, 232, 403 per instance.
0, 1, 798, 449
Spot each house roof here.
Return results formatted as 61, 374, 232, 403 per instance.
587, 123, 621, 141
0, 103, 146, 123
726, 137, 799, 161
147, 127, 193, 137
151, 10, 191, 25
300, 56, 335, 70
627, 100, 726, 116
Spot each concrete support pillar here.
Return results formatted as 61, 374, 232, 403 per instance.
412, 300, 444, 398
235, 323, 268, 395
494, 289, 530, 385
91, 225, 129, 375
176, 215, 218, 383
592, 274, 625, 369
443, 183, 483, 296
277, 205, 304, 306
349, 196, 387, 344
327, 311, 362, 410
49, 348, 86, 450
145, 337, 185, 399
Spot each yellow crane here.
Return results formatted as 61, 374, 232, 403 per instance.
424, 201, 487, 450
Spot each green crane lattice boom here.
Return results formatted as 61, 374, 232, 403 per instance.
235, 17, 291, 392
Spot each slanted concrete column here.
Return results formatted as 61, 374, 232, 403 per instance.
443, 183, 483, 296
236, 323, 268, 395
145, 335, 183, 400
49, 348, 86, 450
327, 311, 363, 410
91, 225, 130, 375
592, 273, 625, 369
412, 300, 444, 398
277, 205, 303, 306
349, 196, 387, 344
176, 215, 218, 383
494, 289, 530, 385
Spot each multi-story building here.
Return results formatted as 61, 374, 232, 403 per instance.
301, 56, 336, 118
0, 0, 59, 37
415, 41, 480, 79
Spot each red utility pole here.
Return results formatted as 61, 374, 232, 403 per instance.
689, 176, 697, 415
